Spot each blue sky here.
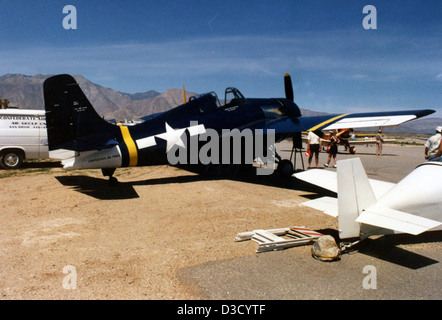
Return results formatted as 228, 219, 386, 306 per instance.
0, 0, 440, 116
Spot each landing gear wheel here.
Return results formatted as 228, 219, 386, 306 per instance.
277, 159, 293, 177
101, 168, 118, 186
108, 176, 119, 186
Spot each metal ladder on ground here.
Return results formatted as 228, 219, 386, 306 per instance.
235, 226, 324, 253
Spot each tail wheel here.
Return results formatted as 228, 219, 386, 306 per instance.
0, 151, 24, 169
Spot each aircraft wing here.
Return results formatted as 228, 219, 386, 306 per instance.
301, 196, 339, 217
268, 109, 434, 134
294, 169, 395, 198
295, 169, 339, 193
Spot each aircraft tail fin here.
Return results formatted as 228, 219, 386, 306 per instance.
44, 74, 119, 156
295, 158, 441, 239
336, 158, 378, 238
294, 159, 378, 238
336, 158, 442, 237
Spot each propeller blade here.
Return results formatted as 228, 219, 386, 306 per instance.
284, 73, 294, 101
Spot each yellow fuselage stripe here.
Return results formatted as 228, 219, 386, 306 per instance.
308, 114, 350, 132
120, 126, 138, 167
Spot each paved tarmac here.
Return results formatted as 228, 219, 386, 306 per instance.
178, 143, 442, 300
282, 140, 426, 183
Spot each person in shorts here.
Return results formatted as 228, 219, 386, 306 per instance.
307, 130, 322, 169
324, 131, 339, 168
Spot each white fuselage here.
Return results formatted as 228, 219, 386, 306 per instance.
376, 161, 442, 228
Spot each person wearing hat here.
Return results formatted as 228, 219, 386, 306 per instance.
424, 126, 442, 161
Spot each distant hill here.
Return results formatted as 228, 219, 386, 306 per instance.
0, 73, 439, 133
0, 73, 195, 120
0, 74, 48, 110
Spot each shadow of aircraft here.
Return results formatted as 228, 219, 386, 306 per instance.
54, 164, 336, 201
350, 231, 442, 270
55, 175, 140, 200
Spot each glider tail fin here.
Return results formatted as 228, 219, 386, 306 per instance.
337, 158, 377, 239
43, 74, 118, 155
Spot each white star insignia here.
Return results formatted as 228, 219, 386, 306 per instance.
155, 122, 187, 152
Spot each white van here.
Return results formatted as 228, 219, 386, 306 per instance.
0, 109, 49, 169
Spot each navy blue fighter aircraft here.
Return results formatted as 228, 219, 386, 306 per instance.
43, 74, 434, 184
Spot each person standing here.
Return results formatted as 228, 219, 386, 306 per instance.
428, 142, 442, 162
376, 128, 384, 156
307, 130, 322, 169
324, 131, 338, 168
425, 126, 442, 160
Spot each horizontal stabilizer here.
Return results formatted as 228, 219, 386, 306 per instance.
294, 168, 395, 198
301, 196, 338, 217
54, 134, 119, 153
356, 206, 442, 235
49, 149, 78, 160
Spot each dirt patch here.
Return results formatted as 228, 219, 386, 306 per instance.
0, 164, 334, 299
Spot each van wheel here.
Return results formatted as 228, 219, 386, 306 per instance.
0, 151, 24, 169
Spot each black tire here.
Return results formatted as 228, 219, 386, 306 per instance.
277, 159, 293, 177
108, 176, 119, 187
0, 151, 24, 169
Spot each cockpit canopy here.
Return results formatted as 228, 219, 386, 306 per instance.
224, 87, 245, 108
188, 88, 246, 113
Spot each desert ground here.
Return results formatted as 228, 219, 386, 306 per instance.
0, 140, 441, 300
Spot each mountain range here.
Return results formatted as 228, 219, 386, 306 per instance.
0, 73, 439, 134
0, 73, 198, 121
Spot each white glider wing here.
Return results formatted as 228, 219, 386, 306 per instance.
301, 196, 339, 217
294, 169, 395, 198
295, 169, 338, 193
